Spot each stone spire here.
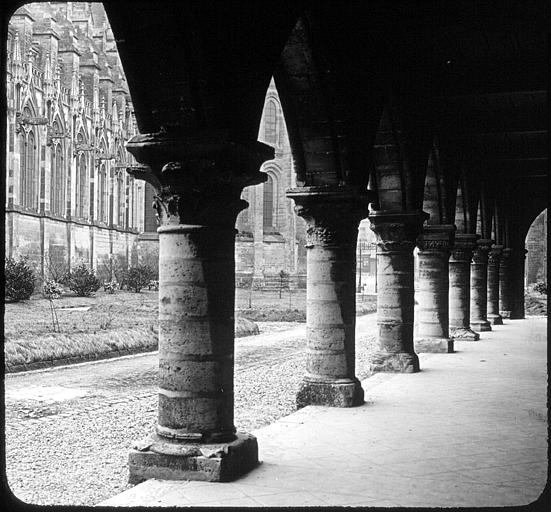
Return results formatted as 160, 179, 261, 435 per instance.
12, 31, 24, 84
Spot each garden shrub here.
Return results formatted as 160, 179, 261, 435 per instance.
66, 264, 101, 297
533, 281, 547, 294
125, 264, 155, 293
43, 279, 63, 299
5, 257, 35, 302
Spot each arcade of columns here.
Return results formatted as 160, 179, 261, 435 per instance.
98, 1, 547, 484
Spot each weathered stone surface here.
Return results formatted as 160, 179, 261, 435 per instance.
128, 432, 258, 484
470, 238, 492, 332
368, 209, 427, 373
449, 233, 480, 341
125, 129, 265, 483
296, 379, 364, 408
415, 225, 455, 353
487, 245, 503, 325
287, 186, 368, 408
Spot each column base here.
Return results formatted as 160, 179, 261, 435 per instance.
128, 432, 258, 485
414, 337, 454, 353
470, 320, 492, 332
488, 313, 503, 325
500, 310, 512, 319
450, 327, 480, 341
369, 351, 420, 373
296, 378, 364, 409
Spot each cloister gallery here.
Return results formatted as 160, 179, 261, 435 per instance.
2, 0, 548, 484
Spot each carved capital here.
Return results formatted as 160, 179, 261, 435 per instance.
287, 186, 368, 248
488, 245, 504, 266
472, 238, 493, 264
417, 224, 455, 254
450, 233, 479, 263
125, 129, 272, 227
368, 209, 428, 253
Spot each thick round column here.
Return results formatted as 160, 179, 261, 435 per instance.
470, 239, 492, 332
487, 245, 503, 325
157, 225, 236, 441
368, 210, 427, 372
449, 234, 479, 340
125, 130, 268, 484
499, 248, 513, 318
288, 187, 366, 408
415, 225, 455, 353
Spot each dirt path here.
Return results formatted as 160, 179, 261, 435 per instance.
4, 315, 377, 412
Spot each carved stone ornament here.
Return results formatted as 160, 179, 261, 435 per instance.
125, 129, 272, 227
416, 225, 455, 253
450, 233, 479, 262
287, 186, 369, 248
472, 239, 493, 264
488, 245, 504, 265
368, 209, 429, 252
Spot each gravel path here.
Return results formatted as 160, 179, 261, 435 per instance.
5, 315, 378, 506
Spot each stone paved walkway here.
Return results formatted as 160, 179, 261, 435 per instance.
100, 317, 548, 508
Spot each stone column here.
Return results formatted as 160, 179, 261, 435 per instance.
125, 130, 269, 484
509, 248, 527, 319
287, 186, 367, 408
470, 239, 493, 332
499, 247, 513, 318
368, 210, 428, 372
415, 225, 455, 353
487, 245, 503, 325
449, 233, 479, 340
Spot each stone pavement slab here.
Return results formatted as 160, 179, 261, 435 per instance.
99, 317, 548, 508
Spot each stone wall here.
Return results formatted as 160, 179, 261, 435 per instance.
525, 209, 547, 284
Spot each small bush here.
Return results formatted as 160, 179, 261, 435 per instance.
66, 264, 101, 297
533, 281, 547, 294
5, 257, 35, 302
125, 264, 155, 293
43, 279, 63, 299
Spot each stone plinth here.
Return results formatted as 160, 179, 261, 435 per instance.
499, 248, 513, 318
470, 239, 493, 332
449, 233, 479, 341
415, 225, 455, 353
368, 209, 428, 372
129, 433, 258, 484
125, 129, 271, 483
487, 245, 503, 325
287, 186, 367, 408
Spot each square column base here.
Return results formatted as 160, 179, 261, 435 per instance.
369, 352, 420, 373
128, 432, 258, 485
450, 327, 480, 341
470, 320, 492, 332
488, 313, 503, 325
296, 378, 364, 409
415, 337, 454, 353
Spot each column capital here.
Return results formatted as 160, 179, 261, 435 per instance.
286, 186, 369, 248
450, 233, 479, 262
488, 244, 504, 264
472, 238, 493, 263
417, 224, 455, 253
125, 129, 271, 227
368, 209, 429, 252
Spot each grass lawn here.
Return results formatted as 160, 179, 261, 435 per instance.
3, 287, 376, 370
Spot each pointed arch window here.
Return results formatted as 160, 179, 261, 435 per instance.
263, 174, 275, 229
117, 172, 125, 227
98, 163, 107, 222
75, 133, 88, 219
50, 120, 65, 215
264, 99, 278, 147
20, 125, 38, 210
